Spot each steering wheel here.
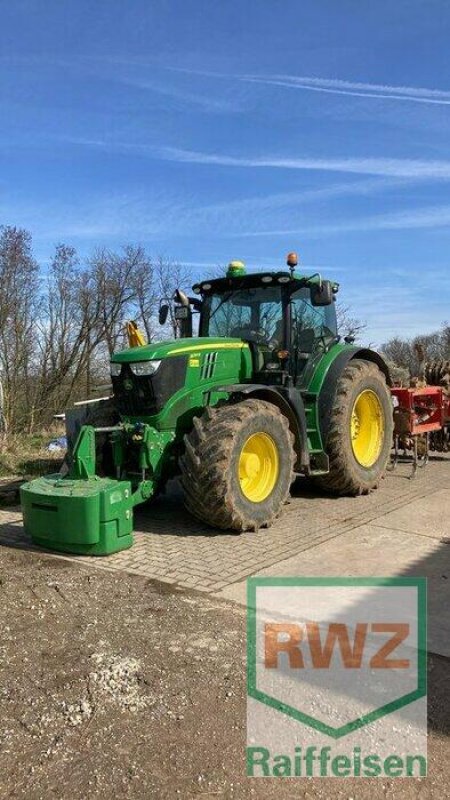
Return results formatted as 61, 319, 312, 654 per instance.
231, 326, 269, 345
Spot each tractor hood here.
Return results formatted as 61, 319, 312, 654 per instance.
111, 336, 249, 363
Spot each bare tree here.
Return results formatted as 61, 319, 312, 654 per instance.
89, 246, 139, 356
0, 226, 40, 431
336, 304, 367, 341
153, 256, 192, 339
381, 324, 450, 377
33, 244, 94, 421
129, 249, 158, 343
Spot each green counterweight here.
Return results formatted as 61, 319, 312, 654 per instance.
21, 425, 132, 554
21, 422, 173, 555
21, 474, 134, 555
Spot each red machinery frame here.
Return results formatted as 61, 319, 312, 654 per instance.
389, 386, 446, 477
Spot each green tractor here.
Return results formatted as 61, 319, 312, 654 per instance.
21, 253, 393, 554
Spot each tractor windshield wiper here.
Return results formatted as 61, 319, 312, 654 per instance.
208, 291, 236, 320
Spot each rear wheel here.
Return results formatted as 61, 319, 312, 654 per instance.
315, 359, 393, 495
180, 399, 295, 531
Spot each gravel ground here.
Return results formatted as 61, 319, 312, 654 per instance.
0, 547, 448, 799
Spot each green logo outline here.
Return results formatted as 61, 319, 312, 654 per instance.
247, 576, 427, 739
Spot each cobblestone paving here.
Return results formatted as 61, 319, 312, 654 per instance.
0, 456, 448, 593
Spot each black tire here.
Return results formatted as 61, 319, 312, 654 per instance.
315, 359, 393, 496
180, 399, 295, 531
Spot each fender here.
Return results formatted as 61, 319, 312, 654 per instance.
318, 348, 392, 442
214, 384, 309, 472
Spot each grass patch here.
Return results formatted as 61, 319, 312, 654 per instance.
0, 428, 66, 478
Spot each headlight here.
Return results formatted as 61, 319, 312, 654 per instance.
110, 363, 122, 377
129, 360, 161, 376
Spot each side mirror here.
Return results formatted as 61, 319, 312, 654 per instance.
310, 280, 333, 306
159, 304, 169, 325
188, 297, 202, 312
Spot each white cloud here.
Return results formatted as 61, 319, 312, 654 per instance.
160, 147, 450, 179
242, 74, 450, 106
234, 204, 450, 238
159, 66, 450, 107
118, 77, 239, 114
183, 176, 410, 220
63, 137, 450, 185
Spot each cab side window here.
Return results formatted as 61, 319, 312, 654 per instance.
291, 288, 337, 347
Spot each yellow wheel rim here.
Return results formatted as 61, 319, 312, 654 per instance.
238, 432, 279, 503
351, 389, 385, 468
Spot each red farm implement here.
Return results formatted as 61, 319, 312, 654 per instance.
390, 385, 450, 477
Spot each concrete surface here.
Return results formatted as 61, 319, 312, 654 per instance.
375, 489, 450, 540
218, 525, 450, 657
0, 454, 448, 655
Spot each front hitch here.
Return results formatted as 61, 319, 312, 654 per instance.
20, 422, 173, 555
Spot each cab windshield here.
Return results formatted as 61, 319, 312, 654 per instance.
201, 286, 284, 347
200, 286, 337, 349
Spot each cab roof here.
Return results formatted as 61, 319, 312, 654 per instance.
192, 271, 339, 295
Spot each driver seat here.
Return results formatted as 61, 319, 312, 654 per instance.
230, 327, 266, 371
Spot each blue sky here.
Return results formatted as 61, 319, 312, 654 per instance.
1, 0, 450, 345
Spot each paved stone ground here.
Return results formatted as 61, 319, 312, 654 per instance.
0, 454, 448, 593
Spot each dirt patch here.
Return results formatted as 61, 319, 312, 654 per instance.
0, 547, 447, 799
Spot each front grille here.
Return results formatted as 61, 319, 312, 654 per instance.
112, 356, 187, 417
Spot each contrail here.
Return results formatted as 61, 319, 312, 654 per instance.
162, 66, 450, 106
242, 74, 450, 105
161, 147, 450, 178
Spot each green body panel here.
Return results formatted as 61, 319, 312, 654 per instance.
115, 337, 253, 434
304, 342, 354, 394
111, 336, 251, 364
301, 342, 356, 459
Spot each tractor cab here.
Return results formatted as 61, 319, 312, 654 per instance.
183, 254, 339, 384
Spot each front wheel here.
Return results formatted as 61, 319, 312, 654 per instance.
315, 359, 393, 495
180, 399, 295, 531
